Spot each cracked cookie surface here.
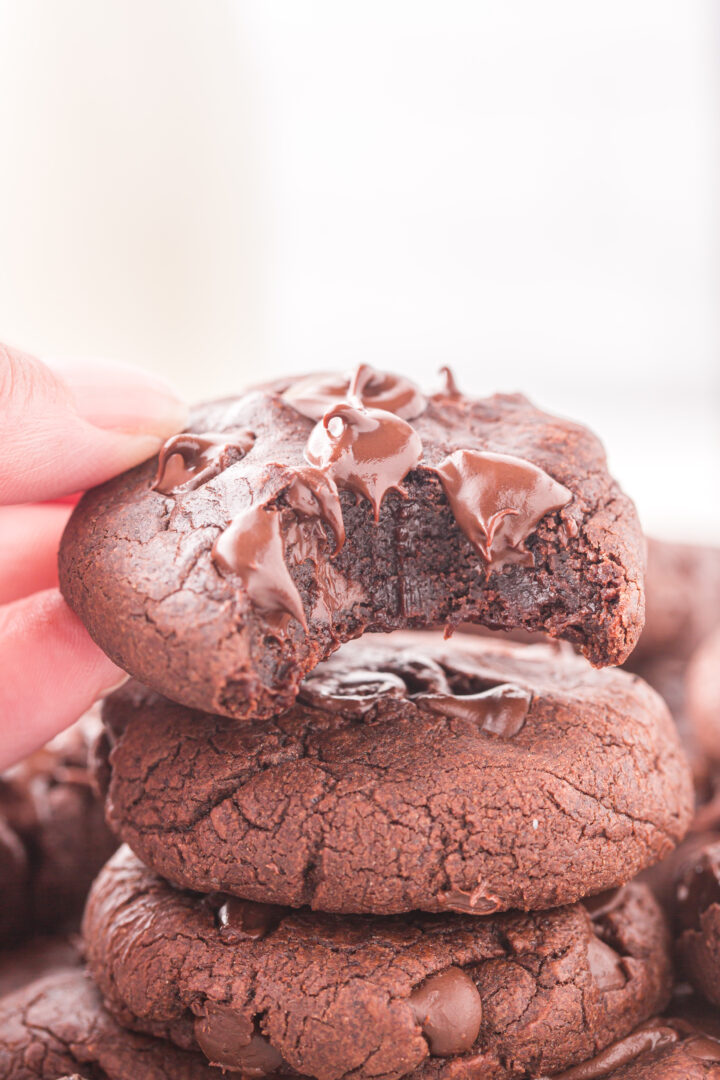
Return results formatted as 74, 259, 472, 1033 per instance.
0, 968, 243, 1079
83, 846, 672, 1080
59, 376, 645, 719
97, 635, 693, 914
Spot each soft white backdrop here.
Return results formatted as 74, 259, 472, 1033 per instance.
0, 1, 718, 537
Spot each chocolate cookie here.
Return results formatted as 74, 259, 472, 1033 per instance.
83, 846, 672, 1080
687, 629, 720, 765
0, 969, 243, 1079
629, 539, 720, 666
0, 710, 117, 943
537, 1018, 720, 1079
59, 368, 645, 719
97, 635, 693, 915
676, 837, 720, 1008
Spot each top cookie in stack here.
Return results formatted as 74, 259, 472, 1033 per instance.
16, 366, 703, 1080
58, 366, 645, 718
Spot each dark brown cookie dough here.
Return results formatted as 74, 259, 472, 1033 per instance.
687, 629, 720, 765
0, 969, 243, 1080
83, 846, 672, 1080
59, 369, 645, 719
97, 635, 693, 915
0, 710, 117, 944
628, 539, 720, 666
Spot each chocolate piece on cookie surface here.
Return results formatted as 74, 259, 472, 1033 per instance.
83, 846, 672, 1080
59, 368, 645, 719
97, 635, 692, 914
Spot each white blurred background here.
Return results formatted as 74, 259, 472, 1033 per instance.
0, 1, 718, 538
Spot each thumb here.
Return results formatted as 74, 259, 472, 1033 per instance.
0, 344, 188, 504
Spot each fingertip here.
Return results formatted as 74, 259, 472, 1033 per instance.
0, 590, 128, 767
45, 355, 190, 440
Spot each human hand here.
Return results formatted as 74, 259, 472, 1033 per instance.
0, 343, 188, 768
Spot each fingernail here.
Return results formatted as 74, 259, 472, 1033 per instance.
45, 356, 189, 440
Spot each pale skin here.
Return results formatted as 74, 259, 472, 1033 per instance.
0, 343, 188, 769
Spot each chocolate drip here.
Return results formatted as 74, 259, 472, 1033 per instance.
414, 684, 532, 738
154, 430, 255, 494
283, 364, 427, 421
435, 885, 501, 915
438, 366, 461, 396
298, 668, 407, 713
212, 507, 307, 631
543, 1022, 679, 1079
426, 449, 572, 565
283, 467, 345, 556
305, 403, 423, 519
194, 1006, 284, 1076
408, 966, 483, 1056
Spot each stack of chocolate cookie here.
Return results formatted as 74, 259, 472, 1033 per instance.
2, 367, 719, 1079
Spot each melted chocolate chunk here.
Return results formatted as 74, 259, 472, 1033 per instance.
283, 467, 345, 555
435, 886, 502, 915
194, 1006, 283, 1076
408, 966, 482, 1056
154, 430, 255, 494
414, 683, 532, 738
283, 364, 427, 421
383, 655, 451, 694
686, 1035, 720, 1062
212, 508, 306, 631
217, 897, 284, 941
305, 403, 423, 519
676, 846, 720, 932
427, 449, 572, 565
545, 1022, 679, 1079
298, 668, 407, 713
586, 936, 627, 992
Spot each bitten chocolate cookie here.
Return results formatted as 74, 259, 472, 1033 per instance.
629, 539, 720, 666
83, 846, 672, 1080
687, 629, 720, 765
59, 367, 645, 719
537, 1018, 720, 1079
97, 635, 693, 915
0, 710, 117, 944
676, 837, 720, 1008
0, 969, 243, 1079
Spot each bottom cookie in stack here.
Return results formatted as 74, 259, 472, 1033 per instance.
76, 846, 673, 1080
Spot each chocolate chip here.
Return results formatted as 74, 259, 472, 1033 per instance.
408, 966, 482, 1056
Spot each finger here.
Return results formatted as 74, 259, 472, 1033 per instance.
0, 589, 126, 768
0, 504, 72, 604
0, 345, 188, 504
